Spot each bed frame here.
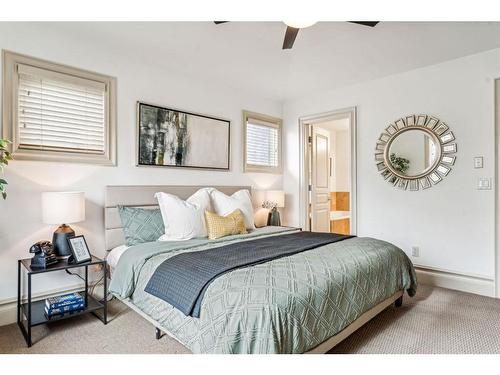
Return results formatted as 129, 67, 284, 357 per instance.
104, 185, 403, 354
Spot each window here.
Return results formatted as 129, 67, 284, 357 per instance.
243, 111, 282, 173
2, 51, 116, 165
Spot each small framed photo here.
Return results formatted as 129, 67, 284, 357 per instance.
67, 235, 92, 263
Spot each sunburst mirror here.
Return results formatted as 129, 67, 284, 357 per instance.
375, 115, 457, 191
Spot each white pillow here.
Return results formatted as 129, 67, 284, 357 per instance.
155, 188, 212, 241
210, 189, 255, 230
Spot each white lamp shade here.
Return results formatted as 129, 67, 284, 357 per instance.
265, 190, 285, 208
42, 191, 85, 224
251, 190, 267, 207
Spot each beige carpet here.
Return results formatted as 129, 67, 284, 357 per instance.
1, 285, 499, 354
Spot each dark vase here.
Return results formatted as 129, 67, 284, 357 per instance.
267, 207, 281, 226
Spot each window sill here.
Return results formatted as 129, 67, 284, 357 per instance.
12, 149, 116, 166
244, 165, 282, 174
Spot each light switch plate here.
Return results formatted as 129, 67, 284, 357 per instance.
474, 157, 484, 168
478, 178, 492, 190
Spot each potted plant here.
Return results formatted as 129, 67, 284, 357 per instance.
0, 139, 12, 199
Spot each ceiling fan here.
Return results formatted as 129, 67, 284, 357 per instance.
214, 21, 380, 50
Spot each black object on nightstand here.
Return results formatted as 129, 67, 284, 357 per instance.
17, 256, 108, 347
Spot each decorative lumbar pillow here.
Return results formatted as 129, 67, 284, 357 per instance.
205, 209, 248, 240
210, 189, 256, 230
117, 206, 165, 246
155, 188, 212, 241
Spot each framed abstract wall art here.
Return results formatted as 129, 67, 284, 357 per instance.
137, 102, 230, 170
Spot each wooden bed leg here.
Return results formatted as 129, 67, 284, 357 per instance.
155, 327, 163, 340
395, 295, 403, 307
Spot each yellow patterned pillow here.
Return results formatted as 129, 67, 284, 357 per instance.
205, 209, 248, 240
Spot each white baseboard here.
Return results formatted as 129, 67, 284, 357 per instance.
416, 267, 495, 298
0, 283, 85, 327
0, 302, 18, 327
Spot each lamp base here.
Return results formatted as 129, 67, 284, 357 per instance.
267, 208, 281, 226
52, 224, 75, 259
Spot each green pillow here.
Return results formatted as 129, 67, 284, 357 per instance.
117, 206, 165, 246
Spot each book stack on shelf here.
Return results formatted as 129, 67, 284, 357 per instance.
45, 292, 85, 318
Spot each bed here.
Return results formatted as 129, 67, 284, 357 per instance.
105, 185, 417, 354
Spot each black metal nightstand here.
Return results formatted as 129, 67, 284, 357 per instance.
17, 255, 108, 347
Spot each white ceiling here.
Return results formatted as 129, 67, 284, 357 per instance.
46, 22, 500, 102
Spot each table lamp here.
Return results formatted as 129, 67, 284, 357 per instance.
263, 190, 285, 226
42, 191, 85, 258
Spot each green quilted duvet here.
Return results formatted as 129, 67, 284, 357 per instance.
110, 227, 417, 353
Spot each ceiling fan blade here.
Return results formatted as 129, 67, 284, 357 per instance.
348, 21, 380, 27
214, 21, 229, 25
282, 26, 300, 49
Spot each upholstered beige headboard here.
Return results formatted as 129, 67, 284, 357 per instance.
104, 185, 251, 251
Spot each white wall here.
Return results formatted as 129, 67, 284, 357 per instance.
0, 24, 282, 303
283, 48, 500, 280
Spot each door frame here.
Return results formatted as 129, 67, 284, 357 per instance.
495, 79, 500, 298
298, 107, 357, 233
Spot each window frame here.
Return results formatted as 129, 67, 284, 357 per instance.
243, 110, 282, 174
2, 50, 117, 165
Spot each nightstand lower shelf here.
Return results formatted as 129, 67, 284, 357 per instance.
17, 256, 107, 347
20, 294, 105, 327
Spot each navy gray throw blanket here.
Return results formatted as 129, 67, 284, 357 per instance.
145, 231, 354, 317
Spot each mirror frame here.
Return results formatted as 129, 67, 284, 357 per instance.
375, 114, 457, 191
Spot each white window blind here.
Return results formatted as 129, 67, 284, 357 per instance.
246, 117, 280, 168
17, 64, 106, 155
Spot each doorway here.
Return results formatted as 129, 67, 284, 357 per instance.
299, 107, 357, 234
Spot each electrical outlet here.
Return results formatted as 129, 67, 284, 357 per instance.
411, 246, 420, 257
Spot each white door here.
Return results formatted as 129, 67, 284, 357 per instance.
310, 126, 331, 232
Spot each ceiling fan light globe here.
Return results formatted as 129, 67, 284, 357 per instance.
283, 21, 317, 29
